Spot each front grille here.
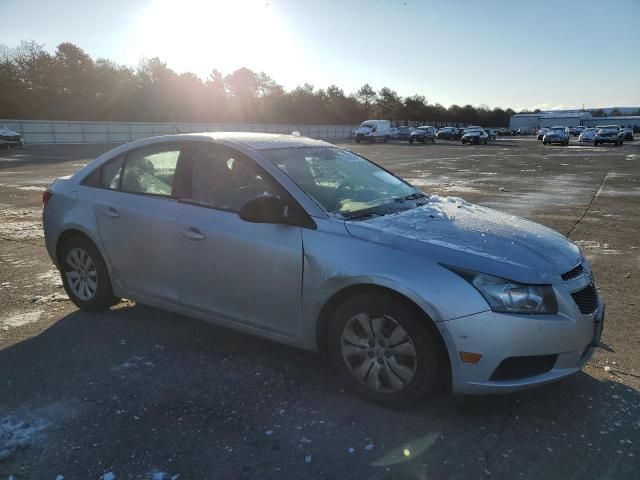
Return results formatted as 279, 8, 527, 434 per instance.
571, 284, 598, 314
561, 263, 584, 281
490, 355, 558, 381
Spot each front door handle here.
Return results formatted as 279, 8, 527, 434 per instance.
182, 227, 206, 241
99, 206, 120, 218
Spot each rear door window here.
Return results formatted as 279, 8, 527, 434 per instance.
121, 146, 181, 197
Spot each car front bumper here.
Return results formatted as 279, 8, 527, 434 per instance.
0, 137, 24, 146
439, 302, 604, 394
595, 137, 618, 143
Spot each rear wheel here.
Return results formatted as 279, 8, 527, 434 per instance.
328, 293, 444, 408
59, 235, 118, 311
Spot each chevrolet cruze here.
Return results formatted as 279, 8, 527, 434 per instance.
43, 133, 604, 407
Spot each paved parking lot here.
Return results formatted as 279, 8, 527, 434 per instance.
1, 138, 639, 479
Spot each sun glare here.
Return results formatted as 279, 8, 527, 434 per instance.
131, 0, 297, 79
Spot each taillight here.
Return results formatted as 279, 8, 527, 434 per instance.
42, 190, 52, 208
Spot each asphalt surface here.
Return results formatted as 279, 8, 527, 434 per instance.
0, 138, 639, 480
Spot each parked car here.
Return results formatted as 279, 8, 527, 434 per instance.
570, 126, 586, 137
543, 126, 570, 146
409, 126, 437, 144
568, 126, 585, 137
42, 132, 604, 407
461, 127, 489, 144
0, 126, 25, 149
436, 127, 460, 140
497, 128, 509, 136
355, 119, 392, 143
394, 126, 415, 140
621, 127, 634, 141
483, 129, 497, 141
536, 128, 549, 140
594, 125, 624, 146
578, 128, 597, 144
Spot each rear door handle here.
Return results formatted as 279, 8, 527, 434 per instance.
182, 227, 206, 241
99, 206, 120, 218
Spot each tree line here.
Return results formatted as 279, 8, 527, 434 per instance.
1, 41, 521, 126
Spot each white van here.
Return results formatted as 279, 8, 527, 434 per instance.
355, 120, 392, 143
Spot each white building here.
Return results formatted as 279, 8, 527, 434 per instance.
510, 110, 640, 131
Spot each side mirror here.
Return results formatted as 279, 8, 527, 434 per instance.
239, 194, 287, 224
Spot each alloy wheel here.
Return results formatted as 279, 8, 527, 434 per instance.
65, 247, 98, 301
340, 312, 417, 393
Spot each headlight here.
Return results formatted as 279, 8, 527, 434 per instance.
446, 267, 558, 314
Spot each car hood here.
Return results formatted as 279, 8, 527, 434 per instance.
344, 196, 580, 284
0, 127, 21, 136
463, 130, 482, 136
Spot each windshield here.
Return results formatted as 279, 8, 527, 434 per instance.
549, 127, 565, 133
261, 147, 418, 216
598, 127, 618, 132
360, 122, 375, 129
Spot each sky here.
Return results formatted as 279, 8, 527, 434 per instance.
2, 0, 639, 111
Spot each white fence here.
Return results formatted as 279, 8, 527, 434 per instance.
0, 120, 358, 145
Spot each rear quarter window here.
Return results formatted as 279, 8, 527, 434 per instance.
82, 156, 124, 190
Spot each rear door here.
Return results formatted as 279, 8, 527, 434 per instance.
175, 142, 304, 338
92, 142, 187, 302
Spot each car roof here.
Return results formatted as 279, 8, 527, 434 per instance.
596, 125, 619, 128
135, 132, 332, 151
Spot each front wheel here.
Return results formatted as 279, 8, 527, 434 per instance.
59, 235, 119, 311
409, 138, 414, 144
328, 293, 444, 408
383, 136, 389, 143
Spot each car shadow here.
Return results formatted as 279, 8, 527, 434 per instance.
0, 303, 638, 479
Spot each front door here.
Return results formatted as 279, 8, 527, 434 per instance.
176, 143, 303, 338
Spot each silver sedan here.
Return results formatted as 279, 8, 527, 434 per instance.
43, 133, 604, 407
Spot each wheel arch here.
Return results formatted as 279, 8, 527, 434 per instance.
315, 283, 451, 385
55, 227, 105, 266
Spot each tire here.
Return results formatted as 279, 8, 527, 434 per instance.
409, 138, 414, 144
58, 235, 118, 311
328, 293, 444, 408
431, 138, 436, 144
423, 137, 428, 144
619, 140, 623, 146
383, 136, 389, 143
355, 139, 360, 143
543, 141, 547, 145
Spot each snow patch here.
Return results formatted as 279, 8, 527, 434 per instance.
0, 220, 43, 239
574, 240, 621, 255
1, 310, 43, 329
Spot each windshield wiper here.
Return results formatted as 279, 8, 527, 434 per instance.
395, 192, 427, 202
342, 210, 387, 221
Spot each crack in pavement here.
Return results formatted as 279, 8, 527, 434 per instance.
566, 168, 613, 239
